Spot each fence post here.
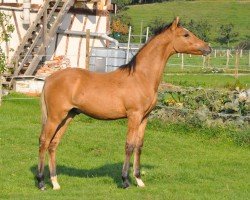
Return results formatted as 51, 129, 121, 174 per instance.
145, 27, 149, 42
214, 49, 217, 58
139, 20, 143, 45
126, 26, 132, 64
240, 49, 243, 58
181, 53, 184, 70
202, 55, 205, 68
249, 50, 250, 68
0, 75, 2, 106
85, 29, 90, 70
226, 49, 230, 68
235, 50, 239, 79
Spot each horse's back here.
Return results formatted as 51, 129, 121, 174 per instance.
43, 68, 128, 119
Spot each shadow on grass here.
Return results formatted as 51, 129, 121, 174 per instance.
30, 162, 154, 188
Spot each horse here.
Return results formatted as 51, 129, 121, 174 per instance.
36, 17, 211, 190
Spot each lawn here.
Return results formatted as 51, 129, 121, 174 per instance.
123, 0, 250, 46
163, 73, 249, 89
0, 93, 249, 199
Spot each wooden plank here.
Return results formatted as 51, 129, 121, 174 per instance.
24, 0, 74, 75
13, 28, 43, 76
77, 16, 88, 66
42, 7, 48, 58
10, 0, 51, 65
13, 0, 61, 76
85, 29, 90, 70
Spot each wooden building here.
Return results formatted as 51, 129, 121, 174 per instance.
0, 0, 115, 84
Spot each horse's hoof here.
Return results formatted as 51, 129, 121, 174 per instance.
123, 181, 130, 189
38, 182, 46, 191
38, 185, 46, 191
52, 184, 61, 190
40, 186, 46, 191
135, 178, 145, 188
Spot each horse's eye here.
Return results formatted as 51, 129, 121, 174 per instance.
184, 33, 189, 38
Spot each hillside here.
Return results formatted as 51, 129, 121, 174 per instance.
121, 0, 250, 46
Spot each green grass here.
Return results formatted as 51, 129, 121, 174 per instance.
0, 93, 249, 199
123, 0, 250, 46
163, 73, 250, 88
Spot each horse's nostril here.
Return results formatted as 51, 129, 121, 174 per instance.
200, 46, 212, 56
208, 46, 212, 53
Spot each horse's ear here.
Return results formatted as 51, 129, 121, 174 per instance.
171, 17, 180, 31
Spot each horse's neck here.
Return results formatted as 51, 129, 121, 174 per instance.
135, 35, 174, 92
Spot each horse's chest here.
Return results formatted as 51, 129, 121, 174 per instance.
143, 94, 158, 114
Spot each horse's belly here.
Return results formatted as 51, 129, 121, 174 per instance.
76, 97, 126, 120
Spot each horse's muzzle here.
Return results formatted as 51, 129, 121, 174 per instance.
201, 46, 212, 56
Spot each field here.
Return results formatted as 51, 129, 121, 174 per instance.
0, 93, 249, 199
123, 0, 250, 46
1, 1, 250, 199
163, 73, 249, 88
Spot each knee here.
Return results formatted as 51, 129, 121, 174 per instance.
48, 142, 56, 153
39, 135, 45, 146
125, 142, 135, 154
135, 143, 143, 152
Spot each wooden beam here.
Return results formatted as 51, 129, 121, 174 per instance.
42, 8, 48, 60
85, 29, 90, 70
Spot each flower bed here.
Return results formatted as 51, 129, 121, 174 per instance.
151, 84, 250, 128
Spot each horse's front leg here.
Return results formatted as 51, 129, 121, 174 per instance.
122, 112, 143, 188
133, 117, 148, 187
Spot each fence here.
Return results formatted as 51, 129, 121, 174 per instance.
167, 49, 250, 71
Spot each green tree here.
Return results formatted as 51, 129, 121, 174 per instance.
0, 12, 14, 74
111, 13, 132, 42
183, 19, 212, 42
0, 11, 14, 105
112, 0, 132, 10
146, 17, 166, 36
217, 23, 239, 47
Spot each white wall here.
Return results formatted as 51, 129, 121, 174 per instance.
0, 7, 108, 68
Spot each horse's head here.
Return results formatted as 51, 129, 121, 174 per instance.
168, 17, 212, 56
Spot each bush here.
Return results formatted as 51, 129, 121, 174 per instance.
0, 12, 14, 74
111, 13, 132, 42
153, 86, 250, 128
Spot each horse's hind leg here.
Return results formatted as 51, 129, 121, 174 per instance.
48, 112, 76, 190
133, 117, 148, 187
122, 113, 143, 188
37, 118, 61, 190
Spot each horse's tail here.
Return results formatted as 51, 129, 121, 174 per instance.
41, 85, 47, 126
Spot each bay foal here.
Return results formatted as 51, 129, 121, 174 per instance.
37, 17, 211, 190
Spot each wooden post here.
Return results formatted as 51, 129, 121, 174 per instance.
145, 27, 149, 42
235, 50, 239, 79
126, 26, 132, 64
0, 75, 2, 106
214, 49, 217, 58
249, 50, 250, 68
207, 53, 211, 68
181, 53, 184, 70
139, 20, 143, 45
85, 29, 90, 70
240, 49, 243, 58
202, 55, 205, 68
42, 8, 47, 61
226, 49, 230, 68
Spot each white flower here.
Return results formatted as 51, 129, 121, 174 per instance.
238, 92, 247, 102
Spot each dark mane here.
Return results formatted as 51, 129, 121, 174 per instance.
153, 22, 173, 35
119, 21, 181, 72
